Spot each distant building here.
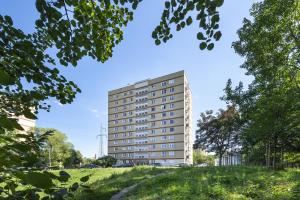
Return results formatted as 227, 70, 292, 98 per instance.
215, 152, 242, 166
107, 71, 193, 166
17, 116, 36, 132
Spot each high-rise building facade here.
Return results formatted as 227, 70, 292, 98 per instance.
107, 71, 192, 165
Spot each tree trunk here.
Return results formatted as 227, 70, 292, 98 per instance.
219, 154, 222, 166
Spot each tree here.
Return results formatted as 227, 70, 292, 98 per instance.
0, 129, 90, 199
92, 155, 117, 168
64, 149, 83, 168
35, 127, 79, 168
0, 0, 225, 133
222, 0, 300, 168
193, 150, 215, 166
194, 106, 241, 166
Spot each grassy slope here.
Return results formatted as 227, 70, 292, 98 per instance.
66, 166, 171, 200
124, 166, 300, 200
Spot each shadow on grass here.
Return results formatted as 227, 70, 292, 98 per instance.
72, 166, 174, 200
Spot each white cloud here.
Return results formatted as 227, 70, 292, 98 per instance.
88, 108, 107, 118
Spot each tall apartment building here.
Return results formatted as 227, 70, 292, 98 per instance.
107, 71, 192, 165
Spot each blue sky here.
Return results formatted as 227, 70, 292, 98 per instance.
1, 0, 254, 158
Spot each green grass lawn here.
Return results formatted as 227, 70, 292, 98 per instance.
123, 166, 300, 200
62, 166, 171, 200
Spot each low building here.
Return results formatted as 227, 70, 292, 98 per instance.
215, 152, 242, 166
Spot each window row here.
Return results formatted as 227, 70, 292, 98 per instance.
151, 87, 175, 97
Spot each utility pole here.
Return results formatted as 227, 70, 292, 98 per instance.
96, 124, 107, 158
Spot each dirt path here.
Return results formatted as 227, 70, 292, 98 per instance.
110, 171, 173, 200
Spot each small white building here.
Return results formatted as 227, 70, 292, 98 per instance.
215, 152, 241, 166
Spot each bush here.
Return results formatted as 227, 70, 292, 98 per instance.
92, 156, 117, 168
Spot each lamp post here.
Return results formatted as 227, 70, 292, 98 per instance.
96, 124, 107, 158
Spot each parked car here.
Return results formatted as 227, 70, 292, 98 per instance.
80, 164, 99, 169
112, 163, 135, 168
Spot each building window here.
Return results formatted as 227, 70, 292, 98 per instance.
169, 79, 175, 84
170, 127, 175, 132
161, 104, 166, 110
169, 135, 175, 140
114, 134, 118, 138
151, 122, 155, 127
122, 133, 126, 137
162, 97, 167, 102
161, 144, 167, 148
152, 99, 155, 104
114, 114, 118, 118
151, 107, 155, 112
170, 103, 175, 109
161, 120, 167, 125
162, 89, 167, 94
114, 140, 118, 144
152, 92, 156, 96
129, 118, 133, 123
170, 87, 175, 93
114, 95, 118, 99
162, 152, 167, 157
170, 119, 175, 124
169, 143, 175, 148
169, 95, 174, 101
151, 114, 155, 119
123, 112, 127, 117
114, 101, 118, 105
114, 127, 118, 131
151, 144, 156, 149
151, 130, 156, 134
129, 111, 133, 115
169, 151, 175, 156
170, 111, 174, 116
161, 135, 167, 140
162, 112, 167, 117
114, 107, 118, 112
127, 139, 131, 143
124, 92, 127, 96
161, 81, 167, 87
161, 128, 167, 133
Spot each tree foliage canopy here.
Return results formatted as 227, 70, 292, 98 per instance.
222, 0, 300, 168
194, 106, 241, 165
0, 0, 224, 133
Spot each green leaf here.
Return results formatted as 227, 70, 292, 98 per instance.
199, 42, 207, 50
23, 110, 37, 120
207, 43, 214, 50
213, 31, 222, 41
215, 0, 224, 7
165, 1, 170, 8
186, 16, 193, 25
0, 69, 14, 85
0, 116, 24, 131
59, 171, 71, 182
26, 172, 53, 189
70, 182, 79, 192
171, 0, 176, 7
211, 14, 220, 23
80, 175, 90, 183
197, 32, 205, 40
155, 39, 161, 45
4, 15, 13, 25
